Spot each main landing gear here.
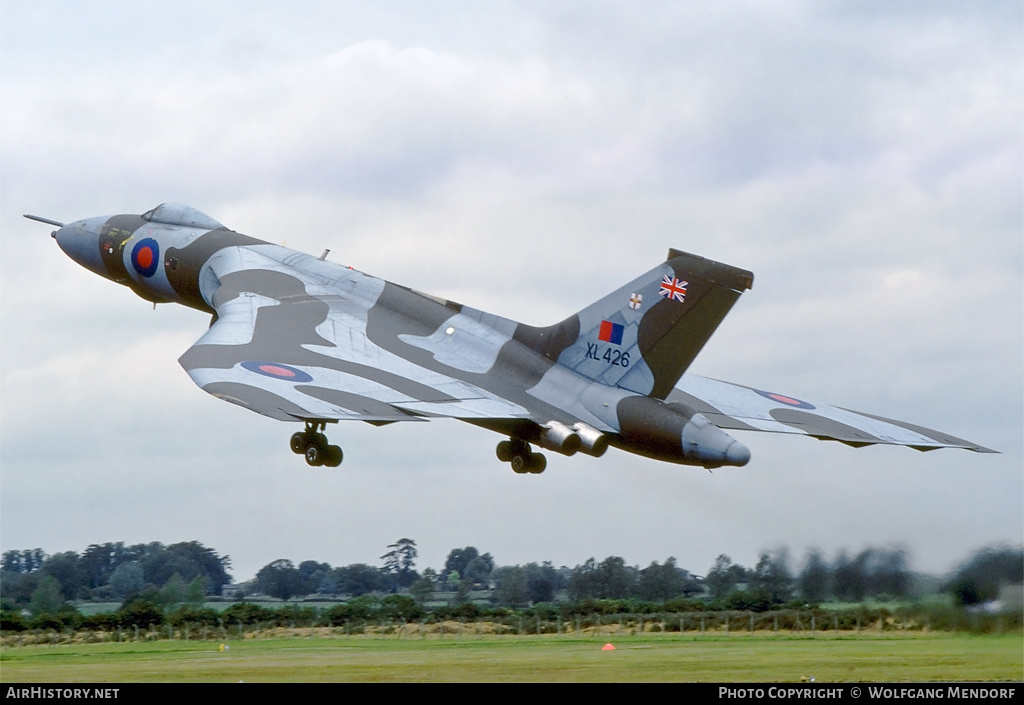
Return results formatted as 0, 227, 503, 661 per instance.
291, 421, 343, 467
496, 439, 547, 474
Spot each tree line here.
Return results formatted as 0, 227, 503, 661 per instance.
2, 538, 1020, 633
246, 544, 1022, 611
1, 541, 230, 606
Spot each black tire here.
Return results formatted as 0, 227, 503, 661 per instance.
511, 453, 529, 474
496, 441, 513, 463
305, 444, 324, 466
528, 453, 547, 474
290, 432, 306, 454
324, 445, 343, 467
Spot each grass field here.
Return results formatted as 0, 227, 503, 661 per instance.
2, 633, 1021, 682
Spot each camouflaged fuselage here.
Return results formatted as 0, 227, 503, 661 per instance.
42, 203, 994, 469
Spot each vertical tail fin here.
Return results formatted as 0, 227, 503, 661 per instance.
514, 249, 753, 399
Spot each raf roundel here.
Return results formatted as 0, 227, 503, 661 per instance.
754, 389, 816, 410
241, 360, 313, 383
131, 238, 160, 277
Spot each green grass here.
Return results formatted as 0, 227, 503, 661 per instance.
2, 633, 1021, 683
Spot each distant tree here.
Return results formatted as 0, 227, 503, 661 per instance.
3, 549, 44, 574
869, 548, 911, 598
1, 550, 22, 574
40, 552, 87, 601
317, 570, 340, 596
750, 550, 792, 604
443, 547, 479, 582
381, 539, 419, 590
2, 549, 46, 574
567, 558, 597, 602
160, 573, 187, 606
832, 551, 869, 602
0, 570, 40, 607
81, 542, 132, 590
298, 560, 332, 595
185, 576, 207, 605
705, 555, 746, 601
492, 566, 529, 607
797, 549, 831, 603
333, 564, 387, 596
525, 562, 559, 603
109, 561, 146, 599
146, 541, 232, 594
598, 557, 636, 598
463, 554, 495, 587
568, 556, 636, 600
409, 574, 435, 604
452, 578, 472, 606
23, 549, 46, 573
945, 545, 1024, 606
255, 559, 303, 600
638, 558, 692, 602
29, 575, 64, 616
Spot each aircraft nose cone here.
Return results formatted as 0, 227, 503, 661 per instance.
54, 219, 107, 278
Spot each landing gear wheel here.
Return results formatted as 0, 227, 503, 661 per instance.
527, 452, 547, 474
503, 439, 534, 474
305, 443, 325, 467
324, 445, 343, 467
496, 440, 514, 463
294, 421, 342, 467
511, 453, 529, 474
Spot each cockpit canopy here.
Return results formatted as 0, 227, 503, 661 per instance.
141, 203, 224, 230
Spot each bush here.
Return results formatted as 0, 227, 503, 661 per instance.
222, 602, 276, 626
273, 604, 317, 627
1, 609, 28, 632
167, 606, 221, 628
379, 595, 424, 622
80, 612, 117, 631
116, 599, 163, 628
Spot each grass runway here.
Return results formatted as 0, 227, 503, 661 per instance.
3, 632, 1022, 683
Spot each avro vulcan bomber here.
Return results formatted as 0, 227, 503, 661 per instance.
26, 204, 994, 471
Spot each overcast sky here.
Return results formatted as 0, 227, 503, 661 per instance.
2, 1, 1021, 585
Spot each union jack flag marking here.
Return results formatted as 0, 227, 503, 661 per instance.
659, 275, 688, 302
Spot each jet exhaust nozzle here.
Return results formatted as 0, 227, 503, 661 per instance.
539, 420, 582, 456
572, 422, 609, 457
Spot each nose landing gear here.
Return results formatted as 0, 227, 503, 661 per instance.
291, 421, 343, 467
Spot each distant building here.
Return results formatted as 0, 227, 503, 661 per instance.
221, 583, 245, 599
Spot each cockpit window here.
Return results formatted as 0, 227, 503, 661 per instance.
141, 203, 224, 230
